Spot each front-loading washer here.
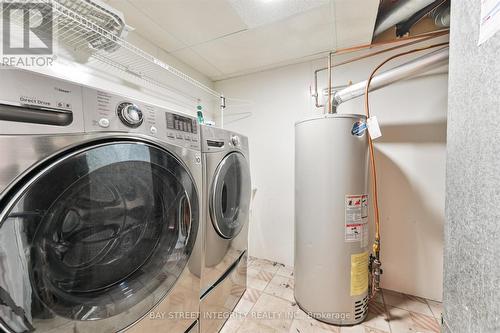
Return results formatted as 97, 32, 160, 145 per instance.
199, 126, 251, 333
0, 68, 202, 333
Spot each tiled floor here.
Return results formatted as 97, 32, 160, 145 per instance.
221, 257, 443, 333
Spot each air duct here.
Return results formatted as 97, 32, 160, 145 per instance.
396, 1, 447, 37
431, 4, 450, 28
326, 47, 449, 113
374, 0, 437, 37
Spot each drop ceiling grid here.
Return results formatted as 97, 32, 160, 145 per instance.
102, 0, 379, 80
104, 0, 187, 52
332, 0, 380, 48
127, 0, 248, 49
185, 1, 337, 79
104, 0, 229, 77
226, 0, 332, 29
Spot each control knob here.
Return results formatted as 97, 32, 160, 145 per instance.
117, 102, 143, 128
231, 135, 240, 146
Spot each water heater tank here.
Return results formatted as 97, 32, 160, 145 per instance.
294, 114, 370, 325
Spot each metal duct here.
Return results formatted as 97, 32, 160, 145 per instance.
396, 1, 445, 37
327, 47, 449, 113
431, 5, 450, 28
374, 0, 436, 36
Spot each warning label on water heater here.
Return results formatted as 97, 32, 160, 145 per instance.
345, 194, 368, 243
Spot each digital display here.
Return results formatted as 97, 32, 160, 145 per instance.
166, 112, 197, 134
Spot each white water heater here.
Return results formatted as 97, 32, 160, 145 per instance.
294, 114, 370, 325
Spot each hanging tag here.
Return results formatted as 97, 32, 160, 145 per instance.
367, 116, 382, 140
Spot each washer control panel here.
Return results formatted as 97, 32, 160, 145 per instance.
83, 88, 200, 150
165, 111, 199, 144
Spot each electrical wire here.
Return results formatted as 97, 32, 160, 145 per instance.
364, 42, 449, 299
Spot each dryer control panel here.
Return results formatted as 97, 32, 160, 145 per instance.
201, 125, 249, 155
83, 88, 200, 150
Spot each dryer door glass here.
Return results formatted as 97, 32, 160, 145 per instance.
0, 141, 199, 333
210, 152, 251, 239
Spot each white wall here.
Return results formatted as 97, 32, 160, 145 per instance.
214, 40, 448, 301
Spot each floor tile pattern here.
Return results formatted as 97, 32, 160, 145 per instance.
221, 257, 443, 333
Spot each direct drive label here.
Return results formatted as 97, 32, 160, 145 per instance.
345, 194, 368, 242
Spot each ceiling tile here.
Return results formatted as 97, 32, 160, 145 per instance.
105, 0, 186, 52
171, 48, 224, 78
333, 0, 379, 48
103, 0, 379, 80
227, 0, 331, 29
192, 5, 335, 75
127, 0, 248, 47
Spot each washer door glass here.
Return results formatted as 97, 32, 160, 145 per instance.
210, 152, 251, 239
0, 141, 198, 333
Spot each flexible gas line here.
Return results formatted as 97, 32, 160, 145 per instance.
364, 42, 449, 299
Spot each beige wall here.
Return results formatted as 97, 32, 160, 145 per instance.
214, 40, 448, 301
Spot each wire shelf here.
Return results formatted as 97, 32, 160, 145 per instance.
1, 0, 222, 101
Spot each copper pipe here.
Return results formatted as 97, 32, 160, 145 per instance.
333, 33, 444, 69
319, 34, 445, 109
332, 47, 449, 110
332, 28, 449, 56
362, 42, 449, 300
317, 29, 449, 109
